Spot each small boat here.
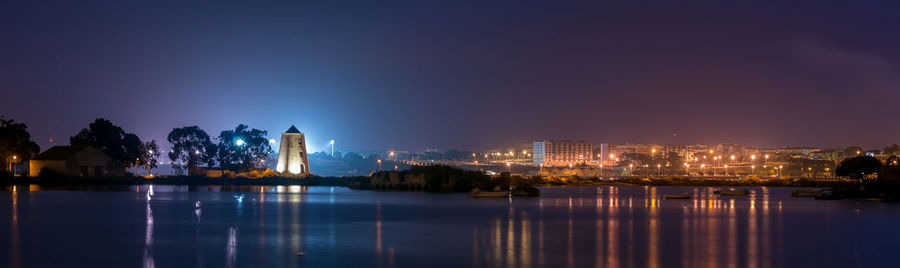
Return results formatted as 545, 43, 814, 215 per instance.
664, 193, 692, 199
511, 186, 541, 197
791, 189, 824, 197
470, 188, 509, 198
714, 189, 750, 196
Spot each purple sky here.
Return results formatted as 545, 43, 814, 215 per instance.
2, 0, 899, 153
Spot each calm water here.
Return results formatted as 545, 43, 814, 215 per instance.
1, 185, 899, 267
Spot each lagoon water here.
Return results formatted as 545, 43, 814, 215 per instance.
1, 185, 899, 267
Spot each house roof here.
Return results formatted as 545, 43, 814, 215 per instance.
285, 125, 301, 133
33, 145, 91, 161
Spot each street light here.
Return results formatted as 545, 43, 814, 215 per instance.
330, 140, 335, 157
724, 164, 728, 176
235, 139, 245, 146
377, 159, 382, 171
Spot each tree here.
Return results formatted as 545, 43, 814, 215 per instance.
216, 124, 272, 172
138, 140, 160, 176
70, 118, 141, 169
835, 156, 883, 180
0, 117, 40, 172
167, 126, 216, 175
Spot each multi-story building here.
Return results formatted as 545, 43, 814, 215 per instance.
533, 140, 593, 167
614, 143, 652, 155
777, 147, 820, 158
661, 144, 708, 161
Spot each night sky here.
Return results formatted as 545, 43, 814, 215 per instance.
2, 0, 899, 152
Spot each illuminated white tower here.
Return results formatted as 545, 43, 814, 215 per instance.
275, 125, 311, 176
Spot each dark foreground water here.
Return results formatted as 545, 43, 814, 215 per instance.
1, 185, 899, 268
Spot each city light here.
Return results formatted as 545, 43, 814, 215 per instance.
235, 139, 244, 146
269, 139, 276, 144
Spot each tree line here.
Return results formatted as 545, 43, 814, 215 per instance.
1, 116, 276, 176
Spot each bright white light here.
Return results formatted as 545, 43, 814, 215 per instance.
329, 140, 335, 145
269, 139, 276, 144
235, 139, 245, 146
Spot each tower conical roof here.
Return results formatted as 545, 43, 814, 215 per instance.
285, 125, 301, 133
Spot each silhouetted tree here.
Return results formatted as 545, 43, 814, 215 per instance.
342, 152, 364, 166
0, 117, 40, 171
167, 126, 216, 175
70, 118, 141, 169
835, 156, 883, 180
216, 124, 272, 171
138, 140, 160, 176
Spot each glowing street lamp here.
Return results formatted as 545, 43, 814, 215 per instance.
11, 155, 17, 174
235, 139, 245, 146
377, 159, 382, 170
330, 140, 335, 157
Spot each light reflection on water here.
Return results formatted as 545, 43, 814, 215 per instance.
1, 185, 899, 267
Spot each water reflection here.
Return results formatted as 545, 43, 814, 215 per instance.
226, 227, 237, 268
2, 185, 879, 267
11, 186, 20, 268
143, 186, 154, 268
465, 186, 785, 268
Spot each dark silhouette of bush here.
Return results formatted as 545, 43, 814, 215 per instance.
835, 156, 883, 179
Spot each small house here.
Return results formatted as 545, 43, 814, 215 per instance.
29, 145, 125, 177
